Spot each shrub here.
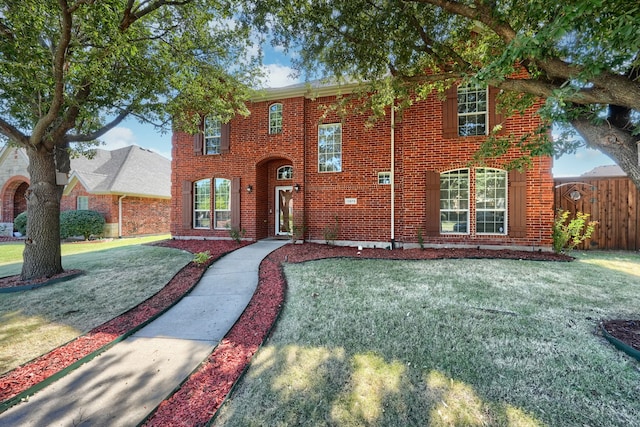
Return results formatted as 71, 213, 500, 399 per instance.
60, 210, 105, 240
193, 251, 212, 266
323, 215, 340, 245
228, 227, 246, 243
552, 210, 597, 253
13, 211, 27, 235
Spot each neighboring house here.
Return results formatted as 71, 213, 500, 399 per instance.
554, 165, 639, 250
0, 144, 171, 238
171, 81, 554, 250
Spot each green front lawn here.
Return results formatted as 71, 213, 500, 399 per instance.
213, 252, 640, 426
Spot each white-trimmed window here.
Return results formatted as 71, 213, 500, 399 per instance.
193, 179, 211, 229
457, 85, 488, 136
318, 123, 342, 172
277, 165, 293, 180
440, 169, 469, 233
214, 178, 231, 229
475, 168, 507, 234
77, 196, 89, 210
378, 172, 391, 185
204, 116, 222, 154
269, 103, 283, 134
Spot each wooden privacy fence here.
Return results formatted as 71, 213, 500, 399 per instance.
554, 176, 640, 251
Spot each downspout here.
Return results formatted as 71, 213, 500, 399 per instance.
390, 104, 396, 249
118, 195, 126, 238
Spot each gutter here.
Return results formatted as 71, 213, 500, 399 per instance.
118, 195, 126, 238
390, 105, 396, 249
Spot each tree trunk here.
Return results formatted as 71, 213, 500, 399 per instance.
21, 146, 65, 280
571, 119, 640, 191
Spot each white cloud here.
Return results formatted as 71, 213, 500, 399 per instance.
261, 63, 300, 88
101, 127, 136, 150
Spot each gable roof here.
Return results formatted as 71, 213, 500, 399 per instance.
64, 145, 170, 199
581, 165, 626, 178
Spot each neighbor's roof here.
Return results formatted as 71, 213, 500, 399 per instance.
65, 145, 171, 198
581, 165, 626, 178
253, 78, 361, 102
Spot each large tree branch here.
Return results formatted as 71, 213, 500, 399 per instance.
31, 0, 73, 149
64, 108, 133, 143
0, 118, 30, 148
410, 0, 517, 43
120, 0, 193, 31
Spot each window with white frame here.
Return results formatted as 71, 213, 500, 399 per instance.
378, 171, 391, 184
193, 179, 211, 229
277, 165, 293, 180
204, 116, 221, 154
475, 168, 507, 234
457, 85, 488, 136
269, 103, 283, 134
318, 123, 342, 172
214, 178, 231, 229
77, 196, 89, 210
440, 169, 469, 233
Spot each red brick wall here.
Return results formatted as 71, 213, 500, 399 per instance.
61, 183, 170, 236
171, 88, 553, 249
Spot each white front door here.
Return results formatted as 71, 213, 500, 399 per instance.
275, 186, 293, 235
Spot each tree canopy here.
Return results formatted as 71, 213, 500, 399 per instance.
243, 0, 640, 187
0, 0, 260, 279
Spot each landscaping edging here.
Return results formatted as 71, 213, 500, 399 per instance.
601, 322, 640, 362
0, 270, 85, 294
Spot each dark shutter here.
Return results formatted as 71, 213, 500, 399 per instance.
488, 86, 505, 134
425, 171, 441, 236
194, 116, 204, 155
230, 177, 240, 229
442, 86, 458, 139
182, 180, 192, 229
508, 170, 527, 238
220, 123, 230, 154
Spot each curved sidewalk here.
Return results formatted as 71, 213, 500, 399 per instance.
0, 239, 289, 426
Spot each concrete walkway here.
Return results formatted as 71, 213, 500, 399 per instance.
0, 239, 288, 426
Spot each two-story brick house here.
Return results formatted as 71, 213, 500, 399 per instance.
171, 81, 554, 250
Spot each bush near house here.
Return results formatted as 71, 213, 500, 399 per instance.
13, 212, 27, 235
60, 210, 105, 240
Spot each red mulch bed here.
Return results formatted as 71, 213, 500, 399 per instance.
1, 241, 637, 424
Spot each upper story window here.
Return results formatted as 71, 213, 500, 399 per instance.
318, 123, 342, 173
269, 103, 283, 134
457, 85, 488, 136
204, 116, 222, 154
277, 165, 293, 180
378, 172, 391, 185
214, 178, 231, 229
77, 196, 89, 210
193, 179, 211, 229
440, 169, 469, 234
475, 168, 507, 234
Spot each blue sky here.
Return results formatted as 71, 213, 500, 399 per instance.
100, 43, 614, 178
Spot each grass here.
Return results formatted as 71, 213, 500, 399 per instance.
213, 251, 640, 427
0, 236, 191, 374
0, 234, 171, 268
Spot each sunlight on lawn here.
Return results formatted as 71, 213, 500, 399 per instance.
579, 257, 640, 278
0, 310, 80, 374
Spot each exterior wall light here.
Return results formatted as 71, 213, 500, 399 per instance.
246, 185, 253, 193
293, 183, 301, 192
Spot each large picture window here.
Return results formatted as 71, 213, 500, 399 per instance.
318, 123, 342, 172
214, 178, 231, 229
193, 179, 211, 229
269, 103, 283, 134
476, 168, 507, 234
457, 85, 488, 136
204, 116, 221, 154
440, 169, 469, 233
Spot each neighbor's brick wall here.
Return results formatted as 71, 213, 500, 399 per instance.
61, 184, 170, 237
172, 88, 553, 248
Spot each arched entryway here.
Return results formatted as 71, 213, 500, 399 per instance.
254, 156, 301, 240
1, 176, 29, 223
